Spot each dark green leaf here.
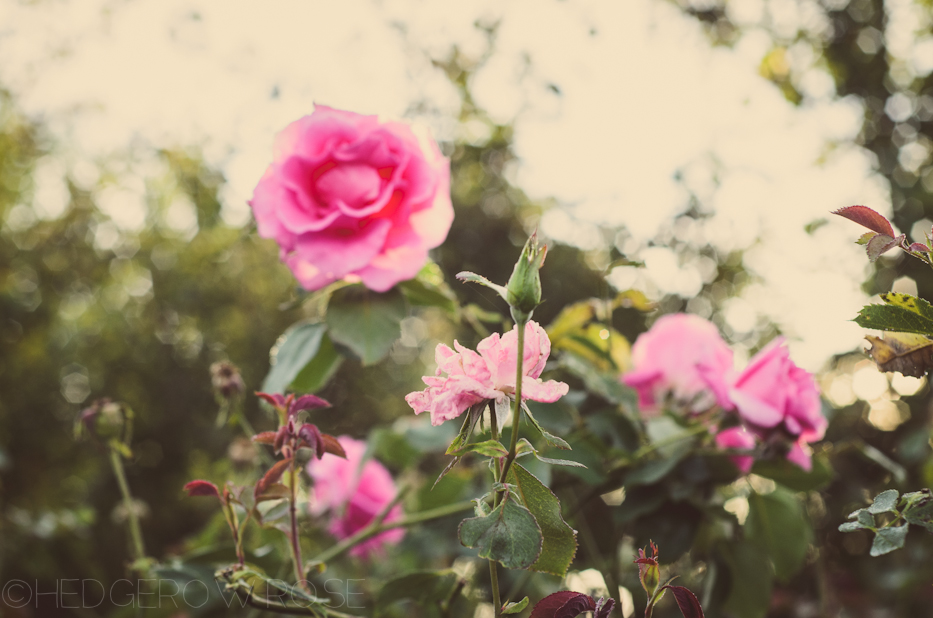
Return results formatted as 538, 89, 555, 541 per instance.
745, 489, 811, 580
721, 542, 772, 618
840, 508, 874, 532
459, 490, 543, 570
289, 331, 342, 393
262, 321, 328, 394
506, 463, 578, 576
326, 285, 407, 365
867, 489, 900, 514
870, 524, 909, 556
750, 454, 834, 492
375, 570, 461, 615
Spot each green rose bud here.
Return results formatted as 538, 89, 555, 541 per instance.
505, 232, 547, 322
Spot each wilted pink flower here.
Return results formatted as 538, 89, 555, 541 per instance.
728, 338, 826, 470
622, 314, 734, 414
715, 426, 756, 474
406, 321, 569, 426
306, 436, 404, 557
250, 105, 454, 292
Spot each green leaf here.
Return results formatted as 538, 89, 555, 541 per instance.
902, 491, 933, 532
522, 403, 571, 450
289, 331, 342, 393
458, 490, 543, 570
721, 542, 773, 618
326, 285, 407, 365
501, 596, 530, 614
745, 489, 811, 580
867, 489, 900, 514
515, 438, 586, 468
398, 261, 459, 315
446, 402, 487, 455
854, 293, 933, 335
750, 454, 834, 492
839, 508, 874, 532
870, 524, 909, 556
262, 321, 329, 394
447, 439, 509, 458
506, 463, 577, 576
375, 570, 461, 615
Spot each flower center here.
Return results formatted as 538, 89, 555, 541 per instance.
314, 163, 382, 210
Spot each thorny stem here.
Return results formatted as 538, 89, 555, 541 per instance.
488, 388, 504, 617
109, 447, 146, 562
288, 458, 309, 593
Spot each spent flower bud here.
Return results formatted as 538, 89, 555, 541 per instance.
506, 232, 546, 321
210, 361, 245, 400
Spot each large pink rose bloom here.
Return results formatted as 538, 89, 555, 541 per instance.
307, 436, 404, 557
728, 337, 826, 470
622, 314, 733, 414
250, 105, 454, 292
406, 321, 569, 426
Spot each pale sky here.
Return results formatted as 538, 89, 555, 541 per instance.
0, 0, 911, 371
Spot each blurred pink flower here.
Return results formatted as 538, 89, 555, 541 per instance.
250, 105, 453, 292
622, 314, 734, 414
306, 436, 404, 557
715, 426, 756, 474
406, 321, 569, 426
728, 338, 826, 470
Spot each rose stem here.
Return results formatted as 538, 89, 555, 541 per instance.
288, 457, 310, 593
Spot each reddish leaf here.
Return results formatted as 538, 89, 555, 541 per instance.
833, 205, 895, 237
254, 458, 292, 499
594, 598, 615, 618
251, 431, 277, 445
255, 482, 290, 502
273, 426, 288, 454
555, 595, 596, 618
660, 585, 705, 618
320, 433, 347, 459
866, 233, 904, 262
255, 391, 287, 409
298, 423, 324, 459
184, 480, 220, 498
909, 242, 931, 253
530, 592, 594, 618
289, 394, 330, 415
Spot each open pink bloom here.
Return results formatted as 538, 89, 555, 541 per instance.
728, 338, 826, 470
406, 321, 569, 426
250, 105, 453, 292
715, 426, 757, 474
622, 314, 734, 414
307, 436, 404, 557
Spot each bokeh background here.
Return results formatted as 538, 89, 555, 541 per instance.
3, 0, 933, 616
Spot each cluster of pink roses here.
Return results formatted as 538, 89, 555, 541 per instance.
406, 321, 569, 426
306, 436, 404, 557
622, 314, 826, 471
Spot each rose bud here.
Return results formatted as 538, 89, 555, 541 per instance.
210, 361, 245, 400
505, 232, 546, 321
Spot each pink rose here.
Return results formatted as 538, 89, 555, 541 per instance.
728, 338, 826, 470
250, 105, 454, 292
622, 314, 734, 414
306, 436, 404, 557
406, 321, 569, 426
715, 426, 756, 474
